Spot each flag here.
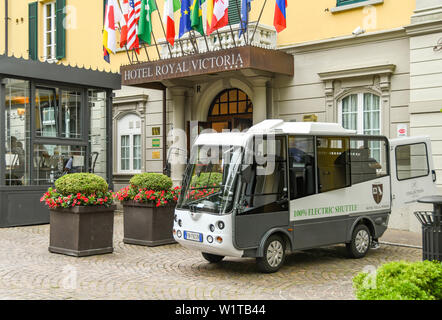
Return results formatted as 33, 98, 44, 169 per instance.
103, 0, 122, 54
138, 0, 157, 45
163, 0, 181, 46
274, 0, 287, 33
119, 0, 130, 47
103, 47, 111, 63
179, 0, 192, 38
190, 0, 204, 36
206, 0, 228, 35
239, 0, 252, 39
127, 0, 141, 52
206, 0, 214, 35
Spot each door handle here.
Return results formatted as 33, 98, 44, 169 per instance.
432, 170, 437, 182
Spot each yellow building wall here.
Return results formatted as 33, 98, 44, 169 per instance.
0, 0, 415, 73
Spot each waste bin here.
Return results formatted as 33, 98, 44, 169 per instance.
414, 196, 442, 262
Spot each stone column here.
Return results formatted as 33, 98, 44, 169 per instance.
169, 87, 188, 186
250, 77, 270, 124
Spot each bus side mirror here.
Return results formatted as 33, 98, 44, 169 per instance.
241, 165, 253, 184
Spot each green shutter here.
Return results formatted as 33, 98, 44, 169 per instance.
228, 0, 241, 25
56, 0, 66, 60
337, 0, 367, 6
28, 2, 38, 60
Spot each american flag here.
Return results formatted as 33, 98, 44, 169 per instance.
127, 0, 141, 51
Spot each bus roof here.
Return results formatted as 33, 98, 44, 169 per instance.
194, 120, 358, 147
247, 120, 356, 135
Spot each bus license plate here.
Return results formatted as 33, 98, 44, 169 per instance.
184, 231, 203, 242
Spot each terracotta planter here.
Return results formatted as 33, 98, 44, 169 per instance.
49, 205, 116, 257
123, 200, 176, 246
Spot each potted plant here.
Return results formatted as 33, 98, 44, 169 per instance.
115, 173, 181, 246
41, 173, 116, 257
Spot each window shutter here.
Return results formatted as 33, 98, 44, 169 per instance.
228, 0, 241, 25
55, 0, 66, 60
28, 2, 38, 60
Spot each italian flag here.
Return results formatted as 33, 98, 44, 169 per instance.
164, 0, 181, 46
206, 0, 228, 35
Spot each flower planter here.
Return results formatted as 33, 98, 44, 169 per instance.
123, 200, 176, 246
49, 205, 116, 257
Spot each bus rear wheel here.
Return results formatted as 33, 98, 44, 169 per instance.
346, 224, 371, 259
202, 252, 224, 263
256, 235, 286, 273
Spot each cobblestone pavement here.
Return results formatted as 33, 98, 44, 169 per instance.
0, 213, 421, 300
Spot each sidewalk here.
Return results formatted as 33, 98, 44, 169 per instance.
380, 228, 422, 248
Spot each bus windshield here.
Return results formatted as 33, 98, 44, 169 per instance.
177, 145, 243, 215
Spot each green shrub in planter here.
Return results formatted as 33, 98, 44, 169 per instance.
42, 173, 115, 257
353, 260, 442, 300
190, 172, 223, 188
130, 173, 173, 191
55, 173, 109, 196
42, 173, 113, 209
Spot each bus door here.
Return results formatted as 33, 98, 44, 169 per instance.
234, 135, 290, 249
390, 136, 439, 208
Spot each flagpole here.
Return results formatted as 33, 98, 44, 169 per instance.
153, 0, 174, 58
178, 38, 186, 56
151, 29, 162, 59
190, 30, 200, 54
250, 0, 267, 45
228, 24, 237, 48
216, 29, 224, 50
115, 0, 134, 64
143, 43, 151, 62
235, 0, 246, 45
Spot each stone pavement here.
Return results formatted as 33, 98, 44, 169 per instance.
0, 213, 422, 300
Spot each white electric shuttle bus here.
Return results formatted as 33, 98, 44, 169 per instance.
172, 120, 439, 272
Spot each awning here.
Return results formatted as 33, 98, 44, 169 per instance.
0, 55, 121, 90
121, 46, 294, 89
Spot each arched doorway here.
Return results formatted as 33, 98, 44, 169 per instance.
187, 89, 253, 155
207, 89, 253, 132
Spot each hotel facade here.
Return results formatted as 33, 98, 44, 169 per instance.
0, 0, 441, 231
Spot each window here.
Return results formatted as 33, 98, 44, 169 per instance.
337, 0, 368, 6
288, 136, 316, 200
396, 143, 429, 181
35, 87, 82, 139
4, 79, 30, 185
349, 137, 388, 184
340, 92, 381, 161
340, 93, 380, 135
317, 136, 351, 193
33, 144, 86, 185
208, 89, 253, 132
242, 136, 287, 212
117, 114, 142, 173
228, 0, 241, 25
43, 2, 56, 61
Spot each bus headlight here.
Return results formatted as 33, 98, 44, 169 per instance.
177, 230, 182, 238
209, 224, 215, 232
174, 214, 177, 222
217, 221, 225, 230
207, 235, 213, 243
178, 219, 182, 227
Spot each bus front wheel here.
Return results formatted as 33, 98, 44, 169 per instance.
202, 252, 224, 263
256, 235, 286, 273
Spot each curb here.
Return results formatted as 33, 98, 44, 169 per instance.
379, 241, 422, 250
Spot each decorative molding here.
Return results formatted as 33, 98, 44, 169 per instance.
405, 19, 442, 36
318, 63, 396, 81
281, 28, 407, 55
113, 94, 149, 105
